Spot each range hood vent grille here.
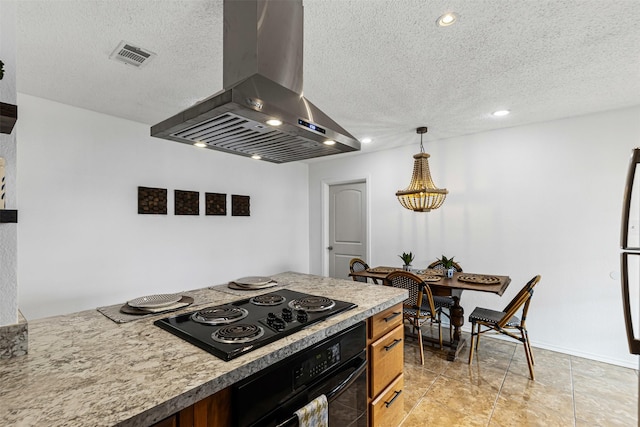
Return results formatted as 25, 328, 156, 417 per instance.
174, 113, 341, 163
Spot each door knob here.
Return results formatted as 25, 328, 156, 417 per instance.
327, 246, 333, 250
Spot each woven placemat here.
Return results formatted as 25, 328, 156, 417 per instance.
420, 275, 442, 283
457, 275, 500, 285
419, 269, 445, 276
367, 266, 401, 274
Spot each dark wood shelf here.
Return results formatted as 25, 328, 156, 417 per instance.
0, 210, 18, 223
1, 102, 18, 135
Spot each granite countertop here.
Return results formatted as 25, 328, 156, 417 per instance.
0, 272, 407, 427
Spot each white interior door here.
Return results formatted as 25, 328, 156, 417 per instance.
328, 181, 367, 279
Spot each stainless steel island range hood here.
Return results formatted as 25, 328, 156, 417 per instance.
151, 0, 360, 163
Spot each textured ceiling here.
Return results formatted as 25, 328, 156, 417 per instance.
14, 0, 640, 158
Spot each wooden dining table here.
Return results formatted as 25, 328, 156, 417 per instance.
350, 266, 511, 361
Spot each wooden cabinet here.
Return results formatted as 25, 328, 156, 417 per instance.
370, 373, 404, 427
177, 387, 231, 427
367, 303, 404, 427
150, 387, 231, 427
370, 323, 404, 398
369, 304, 402, 340
149, 415, 176, 427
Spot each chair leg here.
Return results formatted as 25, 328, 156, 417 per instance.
524, 329, 535, 365
438, 321, 442, 350
417, 320, 425, 365
521, 330, 535, 380
468, 321, 476, 365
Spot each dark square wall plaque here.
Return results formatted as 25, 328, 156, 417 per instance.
175, 190, 199, 215
232, 195, 250, 216
0, 209, 18, 223
0, 102, 18, 135
138, 186, 167, 215
206, 193, 227, 216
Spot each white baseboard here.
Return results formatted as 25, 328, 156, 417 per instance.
451, 322, 639, 370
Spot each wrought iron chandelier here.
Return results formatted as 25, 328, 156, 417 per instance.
395, 127, 448, 212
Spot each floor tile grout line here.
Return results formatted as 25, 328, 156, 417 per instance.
485, 345, 515, 426
398, 360, 440, 427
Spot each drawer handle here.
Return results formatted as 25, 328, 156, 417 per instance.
383, 312, 401, 322
384, 389, 403, 408
384, 338, 402, 351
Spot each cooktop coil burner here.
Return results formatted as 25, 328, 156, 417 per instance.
288, 296, 336, 312
191, 305, 248, 325
250, 294, 286, 306
211, 324, 265, 344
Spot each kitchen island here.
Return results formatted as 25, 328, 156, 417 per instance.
0, 272, 407, 426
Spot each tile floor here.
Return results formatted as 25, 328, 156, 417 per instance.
399, 331, 638, 427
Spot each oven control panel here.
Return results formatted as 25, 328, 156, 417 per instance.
293, 343, 341, 388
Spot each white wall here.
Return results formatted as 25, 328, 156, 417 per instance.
0, 0, 18, 327
16, 94, 309, 319
309, 106, 640, 368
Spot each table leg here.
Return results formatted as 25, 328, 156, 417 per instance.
450, 296, 464, 342
404, 292, 468, 361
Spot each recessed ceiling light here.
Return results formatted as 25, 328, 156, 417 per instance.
194, 141, 207, 148
251, 154, 262, 160
492, 110, 510, 117
265, 119, 282, 126
361, 138, 372, 144
324, 140, 336, 146
436, 12, 458, 27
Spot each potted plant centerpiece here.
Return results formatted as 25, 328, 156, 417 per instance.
440, 255, 456, 278
399, 251, 415, 271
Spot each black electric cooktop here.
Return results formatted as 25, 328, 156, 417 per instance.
154, 289, 357, 361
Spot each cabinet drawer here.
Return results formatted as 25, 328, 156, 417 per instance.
369, 304, 403, 341
370, 324, 404, 398
370, 374, 404, 427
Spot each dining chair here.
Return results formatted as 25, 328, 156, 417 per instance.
424, 259, 463, 341
349, 258, 380, 285
467, 275, 541, 380
386, 270, 441, 365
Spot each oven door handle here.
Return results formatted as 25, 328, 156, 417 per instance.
275, 357, 367, 427
326, 357, 367, 402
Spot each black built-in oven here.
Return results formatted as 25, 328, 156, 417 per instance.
232, 322, 367, 427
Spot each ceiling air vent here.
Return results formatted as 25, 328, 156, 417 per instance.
109, 41, 156, 68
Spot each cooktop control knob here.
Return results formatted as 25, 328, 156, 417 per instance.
267, 313, 277, 326
282, 308, 293, 322
297, 310, 308, 323
272, 317, 286, 331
